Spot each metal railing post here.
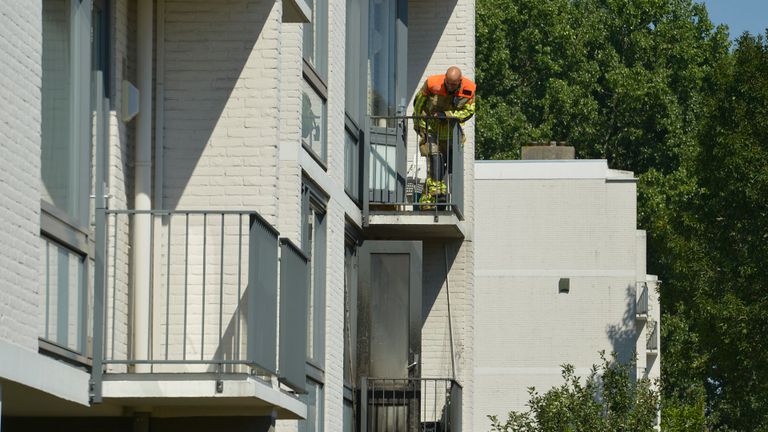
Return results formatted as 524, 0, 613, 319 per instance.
90, 70, 107, 404
91, 204, 106, 404
360, 377, 368, 432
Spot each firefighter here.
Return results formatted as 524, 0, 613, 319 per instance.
413, 66, 476, 208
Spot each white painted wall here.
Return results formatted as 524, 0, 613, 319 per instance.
0, 1, 99, 407
473, 160, 655, 431
409, 1, 476, 429
0, 1, 43, 354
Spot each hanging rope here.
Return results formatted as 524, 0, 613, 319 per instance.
444, 241, 457, 381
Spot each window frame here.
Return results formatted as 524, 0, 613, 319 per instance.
343, 118, 363, 205
38, 0, 110, 365
298, 377, 325, 432
40, 0, 94, 230
343, 223, 360, 387
38, 233, 90, 360
302, 0, 329, 167
343, 0, 368, 206
301, 181, 328, 371
302, 64, 329, 168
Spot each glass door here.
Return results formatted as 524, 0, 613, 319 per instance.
368, 0, 408, 205
358, 240, 422, 431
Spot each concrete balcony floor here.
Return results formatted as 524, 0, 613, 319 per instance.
366, 211, 466, 239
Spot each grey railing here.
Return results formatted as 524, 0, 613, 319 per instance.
647, 321, 659, 353
361, 377, 462, 432
91, 209, 309, 402
368, 116, 464, 220
636, 282, 649, 318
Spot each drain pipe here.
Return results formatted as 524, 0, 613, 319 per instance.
133, 0, 153, 372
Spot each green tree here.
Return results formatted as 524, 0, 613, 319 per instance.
476, 0, 728, 174
641, 32, 768, 431
477, 1, 768, 430
488, 353, 659, 432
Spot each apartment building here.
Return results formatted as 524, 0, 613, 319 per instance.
0, 0, 474, 431
473, 156, 661, 430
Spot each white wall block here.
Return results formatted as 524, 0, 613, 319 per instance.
474, 160, 656, 431
0, 2, 43, 352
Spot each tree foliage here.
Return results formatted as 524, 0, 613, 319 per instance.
477, 0, 768, 429
488, 353, 659, 432
476, 0, 728, 173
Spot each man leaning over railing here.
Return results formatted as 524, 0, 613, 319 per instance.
413, 66, 476, 208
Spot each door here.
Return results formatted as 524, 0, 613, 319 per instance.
358, 240, 421, 431
368, 0, 408, 205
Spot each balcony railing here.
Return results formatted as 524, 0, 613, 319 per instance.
368, 116, 464, 220
360, 377, 462, 432
636, 282, 649, 319
647, 321, 659, 354
91, 209, 308, 401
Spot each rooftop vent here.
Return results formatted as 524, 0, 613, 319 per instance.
522, 141, 575, 160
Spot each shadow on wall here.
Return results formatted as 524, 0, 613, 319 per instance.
162, 0, 272, 210
407, 0, 460, 103
606, 283, 640, 375
422, 240, 460, 325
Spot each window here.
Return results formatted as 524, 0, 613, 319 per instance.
343, 229, 359, 386
41, 0, 92, 227
302, 0, 328, 164
303, 0, 328, 82
39, 0, 109, 360
344, 129, 361, 202
344, 0, 364, 125
302, 80, 327, 162
299, 379, 324, 432
39, 237, 88, 353
368, 0, 397, 118
343, 397, 353, 432
302, 183, 327, 368
344, 0, 367, 203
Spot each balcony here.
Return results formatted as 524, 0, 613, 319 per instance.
646, 321, 659, 355
636, 282, 649, 321
360, 378, 462, 432
366, 116, 466, 239
90, 209, 308, 418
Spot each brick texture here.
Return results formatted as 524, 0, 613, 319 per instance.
0, 2, 43, 352
162, 0, 281, 222
410, 1, 476, 430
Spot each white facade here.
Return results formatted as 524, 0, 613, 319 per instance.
0, 0, 475, 431
1, 2, 660, 431
473, 160, 661, 431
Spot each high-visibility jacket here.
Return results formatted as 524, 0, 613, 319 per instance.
413, 74, 476, 131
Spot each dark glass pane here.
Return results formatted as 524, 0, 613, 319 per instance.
369, 253, 409, 378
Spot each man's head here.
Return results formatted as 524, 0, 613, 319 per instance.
445, 66, 462, 93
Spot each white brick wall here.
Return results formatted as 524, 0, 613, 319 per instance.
162, 0, 281, 222
102, 0, 134, 371
409, 1, 476, 429
0, 2, 43, 352
277, 0, 351, 428
473, 162, 648, 430
276, 0, 303, 240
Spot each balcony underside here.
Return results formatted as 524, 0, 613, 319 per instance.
366, 212, 466, 239
101, 373, 305, 419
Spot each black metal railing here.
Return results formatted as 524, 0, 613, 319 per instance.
368, 116, 464, 220
361, 377, 462, 432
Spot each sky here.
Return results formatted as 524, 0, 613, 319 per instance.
699, 0, 768, 38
